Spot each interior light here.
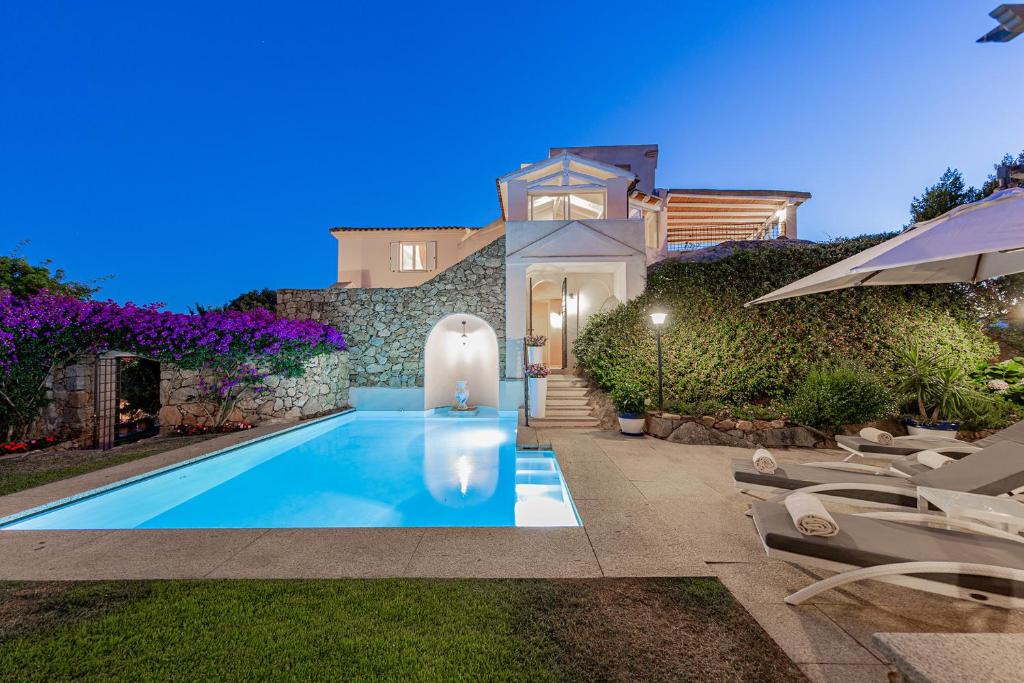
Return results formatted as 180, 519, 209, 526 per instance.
776, 209, 786, 223
460, 320, 469, 347
650, 312, 667, 326
549, 311, 563, 329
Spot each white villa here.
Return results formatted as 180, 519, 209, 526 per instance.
286, 144, 810, 416
327, 141, 806, 370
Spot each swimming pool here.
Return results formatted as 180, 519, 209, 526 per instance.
0, 411, 580, 530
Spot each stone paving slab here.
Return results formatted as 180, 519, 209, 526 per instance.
403, 527, 602, 578
873, 632, 1024, 683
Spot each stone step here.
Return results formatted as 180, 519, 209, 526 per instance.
544, 406, 594, 416
546, 387, 589, 396
547, 378, 588, 387
546, 397, 590, 407
529, 416, 600, 428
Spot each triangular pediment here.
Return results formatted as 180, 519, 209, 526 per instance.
512, 221, 643, 259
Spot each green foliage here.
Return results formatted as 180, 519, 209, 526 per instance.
957, 395, 1020, 432
573, 235, 999, 414
610, 382, 648, 415
192, 288, 279, 315
909, 168, 980, 224
0, 253, 99, 299
971, 357, 1024, 406
910, 149, 1024, 225
788, 366, 895, 431
118, 358, 161, 417
225, 288, 278, 312
892, 342, 986, 422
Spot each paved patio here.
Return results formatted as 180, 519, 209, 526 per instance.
0, 423, 1020, 682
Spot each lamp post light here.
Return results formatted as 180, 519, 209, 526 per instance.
649, 312, 667, 411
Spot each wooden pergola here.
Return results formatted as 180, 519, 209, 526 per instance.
663, 189, 811, 250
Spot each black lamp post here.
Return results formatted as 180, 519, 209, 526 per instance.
650, 312, 667, 411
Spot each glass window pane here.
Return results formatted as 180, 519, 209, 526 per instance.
530, 195, 568, 220
569, 193, 605, 219
401, 242, 426, 271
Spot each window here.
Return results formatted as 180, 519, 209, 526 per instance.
400, 242, 427, 271
528, 192, 605, 220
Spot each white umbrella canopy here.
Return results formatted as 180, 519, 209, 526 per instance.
745, 187, 1024, 306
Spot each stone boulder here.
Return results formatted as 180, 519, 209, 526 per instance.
666, 422, 749, 447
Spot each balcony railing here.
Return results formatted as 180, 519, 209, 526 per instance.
666, 222, 781, 252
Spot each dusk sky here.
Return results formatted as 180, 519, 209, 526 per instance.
2, 1, 1022, 311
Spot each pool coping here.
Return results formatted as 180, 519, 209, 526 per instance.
0, 408, 358, 528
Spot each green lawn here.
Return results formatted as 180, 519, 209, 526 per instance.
0, 435, 217, 497
0, 578, 805, 682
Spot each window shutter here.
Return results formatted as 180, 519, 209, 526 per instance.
389, 242, 400, 272
426, 241, 437, 271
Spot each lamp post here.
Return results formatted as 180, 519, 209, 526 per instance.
649, 312, 667, 411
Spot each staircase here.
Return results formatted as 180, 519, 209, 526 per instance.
529, 373, 600, 428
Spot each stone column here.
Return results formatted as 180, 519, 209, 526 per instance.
782, 203, 798, 239
504, 261, 528, 379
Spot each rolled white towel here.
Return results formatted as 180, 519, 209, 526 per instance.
916, 449, 953, 469
752, 448, 777, 474
859, 427, 894, 446
785, 492, 839, 537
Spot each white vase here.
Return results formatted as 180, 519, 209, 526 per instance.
528, 377, 547, 418
454, 380, 470, 410
618, 415, 646, 436
527, 346, 544, 364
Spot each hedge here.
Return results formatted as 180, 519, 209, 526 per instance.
573, 235, 999, 408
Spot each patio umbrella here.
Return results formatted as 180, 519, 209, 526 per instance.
745, 187, 1024, 306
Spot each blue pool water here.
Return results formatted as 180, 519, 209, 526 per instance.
1, 411, 580, 530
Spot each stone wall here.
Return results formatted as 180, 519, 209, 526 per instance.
27, 357, 96, 443
277, 239, 506, 388
645, 412, 831, 449
158, 352, 350, 428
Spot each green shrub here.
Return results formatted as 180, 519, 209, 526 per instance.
957, 396, 1021, 431
788, 366, 895, 431
573, 235, 1001, 409
611, 383, 648, 415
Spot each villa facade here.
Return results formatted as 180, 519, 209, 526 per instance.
279, 144, 810, 411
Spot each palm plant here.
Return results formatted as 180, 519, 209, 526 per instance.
893, 342, 985, 424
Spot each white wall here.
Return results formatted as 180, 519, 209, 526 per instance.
423, 313, 500, 410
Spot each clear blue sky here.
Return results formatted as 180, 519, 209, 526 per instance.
2, 1, 1022, 311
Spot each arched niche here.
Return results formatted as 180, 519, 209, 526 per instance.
423, 313, 500, 410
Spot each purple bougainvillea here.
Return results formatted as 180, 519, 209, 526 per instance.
0, 291, 346, 438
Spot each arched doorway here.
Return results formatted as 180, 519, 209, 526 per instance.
423, 314, 500, 410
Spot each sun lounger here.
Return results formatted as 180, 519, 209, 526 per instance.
836, 434, 979, 462
750, 499, 1024, 609
732, 441, 1024, 509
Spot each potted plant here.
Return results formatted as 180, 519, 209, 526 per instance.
894, 343, 980, 437
611, 383, 649, 436
526, 363, 550, 418
524, 335, 547, 364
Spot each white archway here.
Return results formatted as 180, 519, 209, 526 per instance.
423, 313, 500, 410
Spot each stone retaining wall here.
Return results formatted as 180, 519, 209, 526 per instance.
645, 412, 831, 448
158, 352, 350, 428
26, 357, 96, 443
277, 239, 506, 388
